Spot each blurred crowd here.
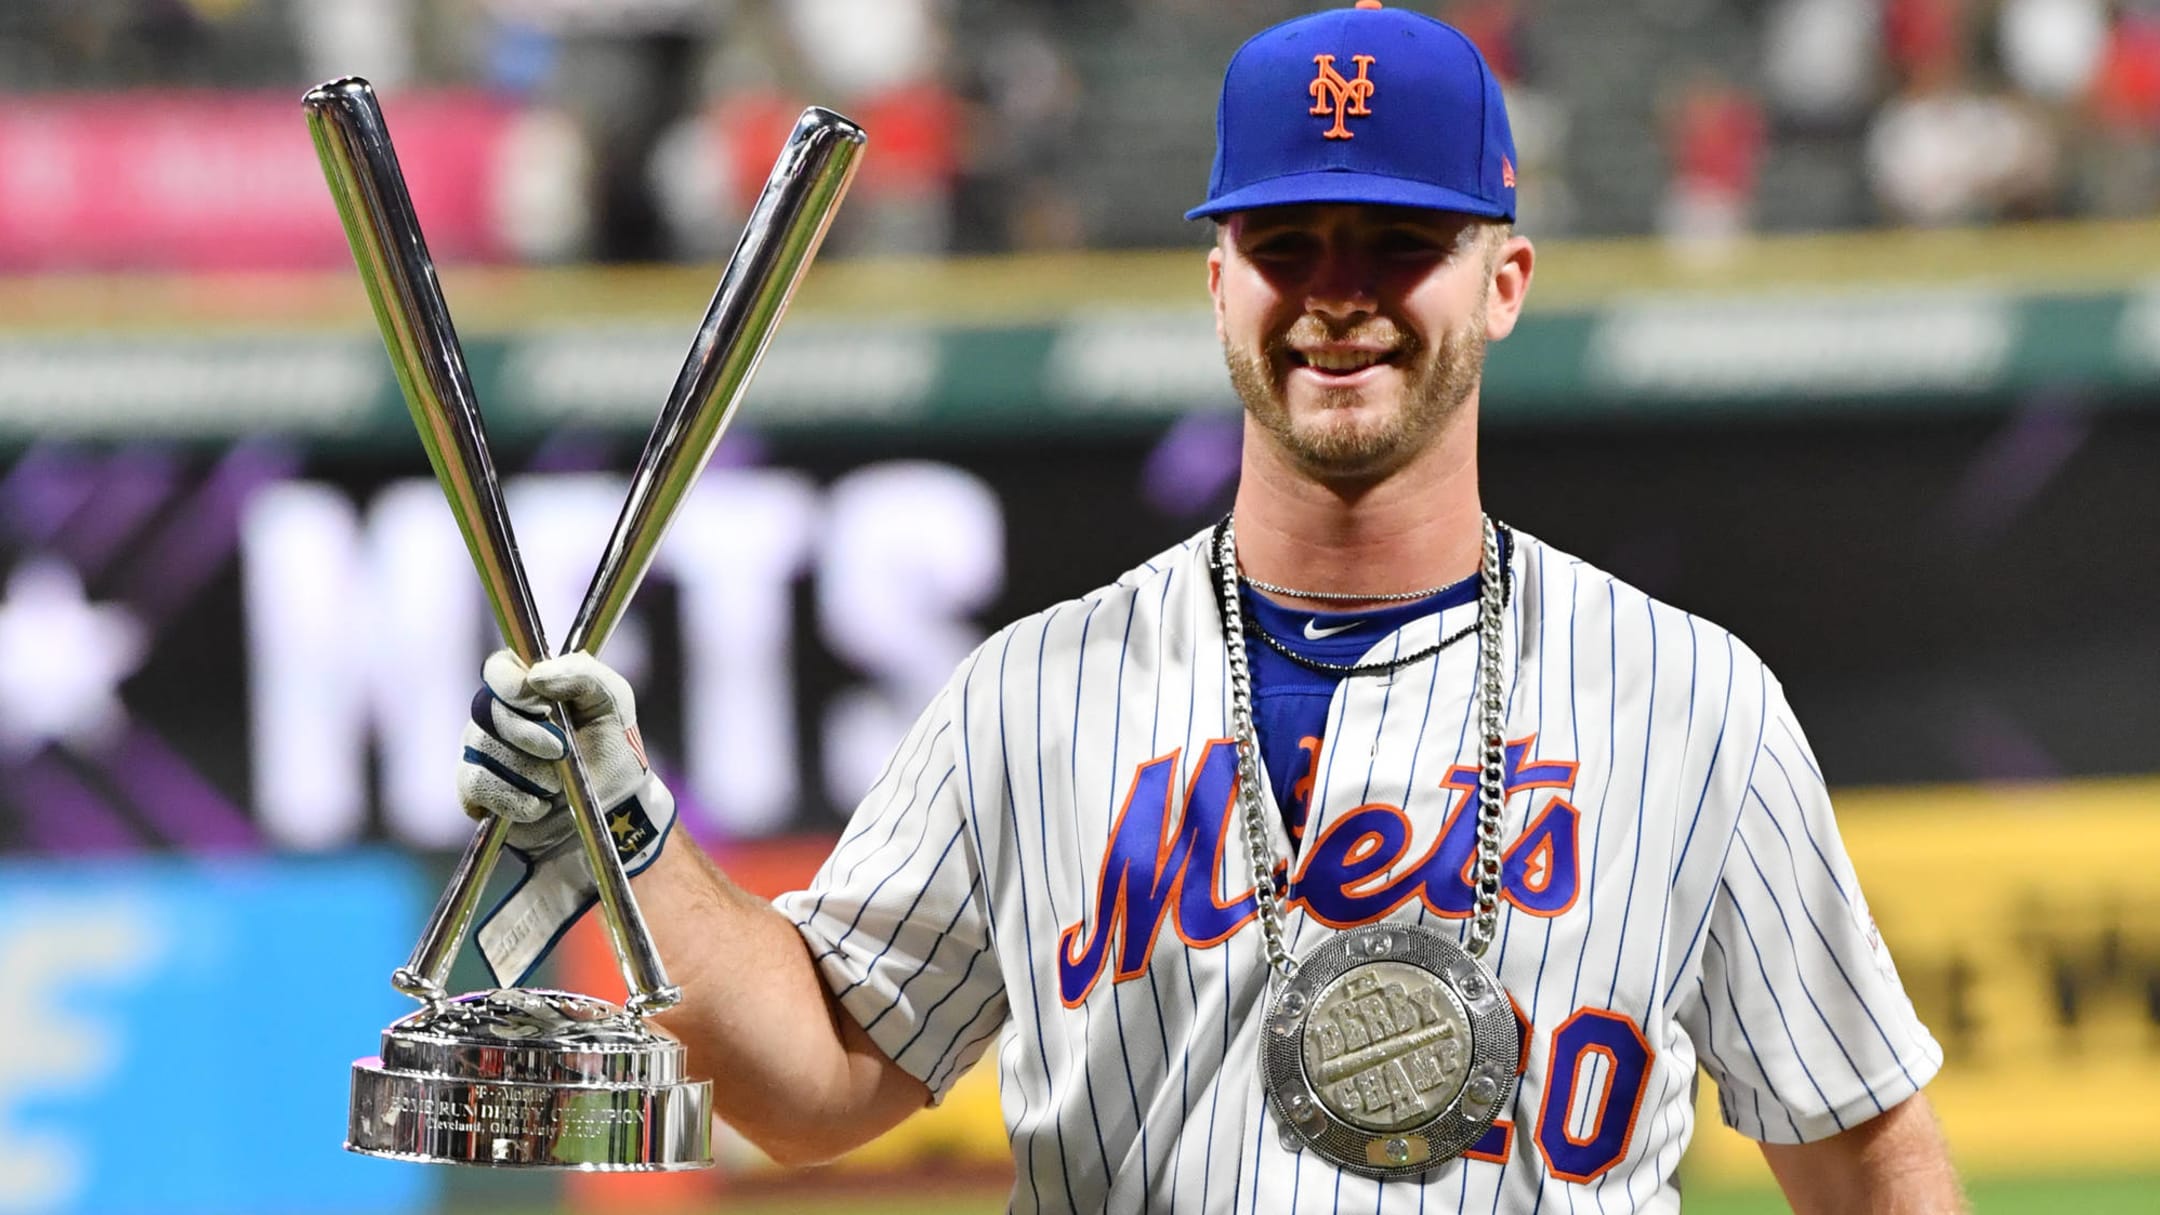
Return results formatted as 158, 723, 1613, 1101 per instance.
0, 0, 2155, 260
1667, 0, 2160, 252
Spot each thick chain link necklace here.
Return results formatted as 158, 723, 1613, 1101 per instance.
1214, 514, 1521, 1178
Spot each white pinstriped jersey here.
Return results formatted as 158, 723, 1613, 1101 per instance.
774, 526, 1942, 1213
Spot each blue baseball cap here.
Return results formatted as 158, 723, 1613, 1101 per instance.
1187, 1, 1517, 222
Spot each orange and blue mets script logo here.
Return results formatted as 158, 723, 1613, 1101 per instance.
1057, 736, 1582, 1006
1309, 53, 1376, 139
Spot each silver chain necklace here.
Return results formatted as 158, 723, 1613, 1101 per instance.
1215, 514, 1509, 972
1243, 609, 1480, 677
1241, 574, 1453, 603
1235, 555, 1507, 679
1215, 514, 1520, 1177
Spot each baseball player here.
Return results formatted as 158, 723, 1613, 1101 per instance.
458, 3, 1962, 1210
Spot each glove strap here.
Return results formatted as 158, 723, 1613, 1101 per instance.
476, 780, 674, 987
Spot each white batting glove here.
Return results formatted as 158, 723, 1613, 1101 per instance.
461, 649, 678, 986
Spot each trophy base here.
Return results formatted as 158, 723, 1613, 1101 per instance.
347, 988, 713, 1170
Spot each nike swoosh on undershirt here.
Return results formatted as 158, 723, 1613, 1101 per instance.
1303, 619, 1362, 640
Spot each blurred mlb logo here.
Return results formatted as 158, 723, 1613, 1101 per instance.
0, 854, 433, 1215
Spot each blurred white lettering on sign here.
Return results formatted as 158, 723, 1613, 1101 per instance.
815, 462, 1004, 809
0, 896, 161, 1212
241, 462, 1003, 849
1045, 309, 1236, 411
502, 323, 939, 423
2112, 281, 2160, 368
1590, 290, 2015, 398
0, 339, 378, 438
242, 479, 483, 850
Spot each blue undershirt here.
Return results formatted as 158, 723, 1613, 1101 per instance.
1239, 530, 1506, 843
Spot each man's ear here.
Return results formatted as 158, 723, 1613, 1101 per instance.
1484, 234, 1535, 342
1207, 240, 1228, 343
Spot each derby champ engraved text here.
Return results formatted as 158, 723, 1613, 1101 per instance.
387, 1087, 642, 1137
1305, 961, 1474, 1132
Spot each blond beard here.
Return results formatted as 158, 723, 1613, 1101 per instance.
1224, 309, 1488, 482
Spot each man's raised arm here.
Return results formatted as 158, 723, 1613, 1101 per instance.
458, 648, 929, 1165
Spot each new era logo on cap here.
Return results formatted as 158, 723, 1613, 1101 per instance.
1188, 0, 1517, 222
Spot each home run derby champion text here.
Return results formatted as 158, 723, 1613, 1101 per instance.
456, 3, 1964, 1210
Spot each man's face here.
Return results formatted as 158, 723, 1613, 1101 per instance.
1208, 204, 1510, 482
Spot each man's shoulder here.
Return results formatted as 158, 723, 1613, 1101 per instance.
1516, 529, 1773, 683
1009, 528, 1210, 630
958, 527, 1214, 676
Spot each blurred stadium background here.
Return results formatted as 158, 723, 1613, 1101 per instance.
0, 0, 2154, 1212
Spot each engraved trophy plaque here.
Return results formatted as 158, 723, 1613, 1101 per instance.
304, 78, 864, 1169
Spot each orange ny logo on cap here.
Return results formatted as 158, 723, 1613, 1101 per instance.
1308, 53, 1376, 139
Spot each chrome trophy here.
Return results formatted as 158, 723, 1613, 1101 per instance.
305, 77, 864, 1169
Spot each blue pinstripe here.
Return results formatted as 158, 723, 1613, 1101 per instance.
1251, 653, 1362, 1215
1761, 743, 1852, 903
894, 905, 990, 1062
992, 617, 1088, 1209
824, 719, 951, 893
1471, 544, 1539, 1215
861, 871, 984, 1034
1649, 627, 1722, 989
1347, 630, 1407, 1215
810, 771, 951, 965
1585, 616, 1674, 1189
1101, 588, 1155, 1213
1401, 632, 1453, 1215
824, 694, 946, 875
1732, 831, 1884, 1112
1661, 657, 1771, 1010
1534, 576, 1621, 1215
1718, 879, 1845, 1130
928, 985, 1012, 1094
1066, 599, 1117, 1189
1603, 611, 1687, 1011
1706, 928, 1804, 1139
1598, 623, 1715, 1209
1741, 785, 1919, 1089
957, 631, 1055, 1213
1695, 977, 1730, 1123
1613, 623, 1690, 1212
1167, 568, 1210, 1212
827, 822, 969, 1000
1134, 570, 1184, 1204
1027, 603, 1107, 1205
1775, 714, 1827, 786
1507, 551, 1581, 1215
1696, 972, 1758, 1144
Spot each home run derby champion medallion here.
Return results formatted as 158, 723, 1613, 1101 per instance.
1216, 514, 1520, 1179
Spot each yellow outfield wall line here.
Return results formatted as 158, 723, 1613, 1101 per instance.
6, 217, 2160, 334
